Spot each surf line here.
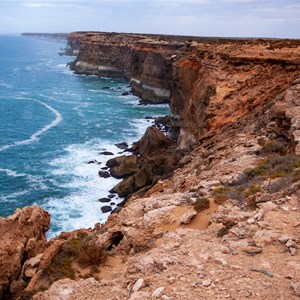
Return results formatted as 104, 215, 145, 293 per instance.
0, 99, 62, 152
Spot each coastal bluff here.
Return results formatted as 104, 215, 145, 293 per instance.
1, 32, 300, 299
67, 32, 300, 150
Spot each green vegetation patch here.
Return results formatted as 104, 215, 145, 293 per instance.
43, 238, 108, 282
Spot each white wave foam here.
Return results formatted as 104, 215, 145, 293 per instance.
0, 168, 48, 190
45, 141, 123, 237
0, 168, 27, 177
0, 190, 29, 202
0, 100, 62, 152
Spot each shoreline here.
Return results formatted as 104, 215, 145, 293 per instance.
1, 32, 300, 299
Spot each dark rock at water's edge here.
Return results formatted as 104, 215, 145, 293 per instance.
115, 142, 128, 150
98, 198, 111, 203
101, 206, 112, 213
99, 151, 114, 156
108, 194, 116, 199
87, 159, 97, 164
108, 126, 183, 198
122, 91, 129, 96
116, 199, 127, 207
98, 170, 110, 178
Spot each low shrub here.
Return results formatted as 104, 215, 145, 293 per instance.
258, 140, 287, 155
43, 238, 108, 281
213, 186, 232, 204
194, 197, 210, 212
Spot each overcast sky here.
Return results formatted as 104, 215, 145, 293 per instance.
1, 0, 299, 38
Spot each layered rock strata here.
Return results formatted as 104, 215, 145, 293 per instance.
68, 33, 300, 152
68, 32, 185, 104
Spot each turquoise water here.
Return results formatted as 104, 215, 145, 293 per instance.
0, 35, 169, 237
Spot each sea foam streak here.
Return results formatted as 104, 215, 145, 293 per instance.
0, 168, 28, 178
0, 100, 62, 152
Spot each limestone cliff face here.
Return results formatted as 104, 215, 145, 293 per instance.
67, 33, 300, 150
68, 32, 184, 103
171, 40, 300, 149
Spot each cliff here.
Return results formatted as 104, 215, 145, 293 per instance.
68, 32, 300, 150
2, 33, 300, 299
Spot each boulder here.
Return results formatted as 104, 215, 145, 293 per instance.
115, 142, 128, 150
0, 206, 50, 298
101, 206, 113, 213
138, 126, 173, 157
106, 155, 138, 168
110, 176, 136, 197
98, 170, 110, 178
98, 198, 111, 203
110, 163, 140, 179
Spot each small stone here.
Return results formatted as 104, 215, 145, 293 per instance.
132, 278, 144, 292
286, 240, 296, 248
281, 206, 289, 212
278, 235, 291, 244
162, 296, 170, 300
254, 211, 264, 221
243, 246, 263, 256
247, 218, 255, 224
178, 210, 197, 225
152, 287, 165, 298
202, 279, 212, 287
168, 277, 175, 284
290, 247, 297, 255
291, 281, 300, 297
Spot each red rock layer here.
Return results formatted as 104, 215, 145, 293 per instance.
67, 33, 300, 150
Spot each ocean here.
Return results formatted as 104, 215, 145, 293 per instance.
0, 35, 169, 237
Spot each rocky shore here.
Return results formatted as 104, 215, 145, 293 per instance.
1, 33, 300, 299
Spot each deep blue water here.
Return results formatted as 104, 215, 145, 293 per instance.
0, 35, 169, 237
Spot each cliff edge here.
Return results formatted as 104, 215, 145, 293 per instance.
2, 33, 300, 299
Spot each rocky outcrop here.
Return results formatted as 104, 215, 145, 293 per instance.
108, 126, 182, 198
0, 206, 50, 298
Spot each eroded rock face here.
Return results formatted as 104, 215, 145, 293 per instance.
68, 33, 300, 149
0, 206, 50, 298
109, 126, 182, 198
68, 32, 183, 104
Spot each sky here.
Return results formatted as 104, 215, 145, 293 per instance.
0, 0, 300, 38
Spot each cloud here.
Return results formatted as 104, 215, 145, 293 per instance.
1, 0, 300, 37
23, 3, 55, 7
